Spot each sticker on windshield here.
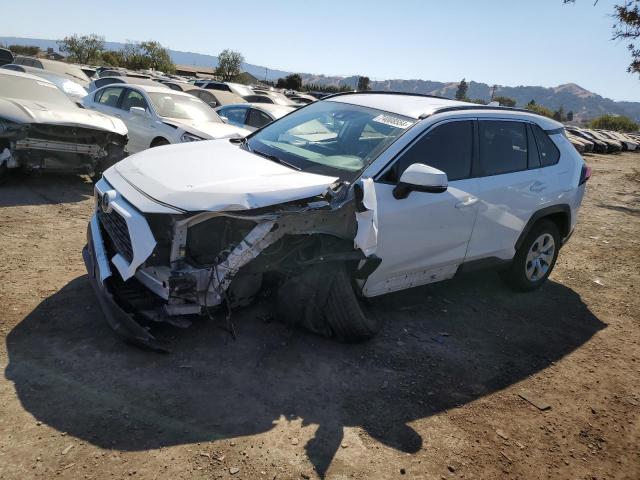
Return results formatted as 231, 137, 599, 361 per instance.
372, 114, 413, 129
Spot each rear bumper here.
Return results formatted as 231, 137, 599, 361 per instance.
83, 214, 167, 352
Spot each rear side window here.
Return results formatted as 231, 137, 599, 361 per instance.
478, 120, 528, 176
387, 120, 473, 182
95, 78, 120, 89
531, 124, 560, 167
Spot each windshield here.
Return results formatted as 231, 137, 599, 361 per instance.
0, 73, 75, 106
148, 92, 222, 122
246, 100, 415, 180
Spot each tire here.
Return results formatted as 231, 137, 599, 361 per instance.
504, 219, 560, 292
150, 138, 170, 148
277, 262, 381, 342
323, 263, 381, 342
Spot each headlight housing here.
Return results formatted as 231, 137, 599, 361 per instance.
181, 132, 205, 143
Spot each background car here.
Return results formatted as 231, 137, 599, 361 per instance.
0, 48, 14, 67
87, 76, 169, 93
2, 63, 88, 102
0, 69, 127, 177
83, 83, 250, 152
216, 103, 295, 131
12, 55, 90, 86
181, 86, 246, 108
193, 80, 254, 98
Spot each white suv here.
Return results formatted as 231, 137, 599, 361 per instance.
83, 92, 590, 350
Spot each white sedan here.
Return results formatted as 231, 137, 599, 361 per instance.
83, 84, 250, 153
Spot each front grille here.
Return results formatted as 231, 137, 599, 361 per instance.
98, 209, 133, 262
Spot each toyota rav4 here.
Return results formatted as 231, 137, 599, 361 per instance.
83, 92, 590, 350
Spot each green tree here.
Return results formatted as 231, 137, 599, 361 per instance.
589, 114, 639, 132
567, 111, 574, 121
357, 76, 371, 91
470, 98, 487, 105
119, 41, 174, 73
101, 50, 124, 67
8, 44, 40, 56
281, 73, 302, 90
493, 95, 516, 107
57, 34, 104, 64
526, 102, 555, 119
528, 99, 536, 106
455, 78, 469, 101
553, 106, 565, 122
216, 49, 244, 81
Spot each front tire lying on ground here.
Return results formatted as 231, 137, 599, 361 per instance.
504, 219, 560, 292
277, 262, 381, 341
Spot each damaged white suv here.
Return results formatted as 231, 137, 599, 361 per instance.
83, 92, 590, 350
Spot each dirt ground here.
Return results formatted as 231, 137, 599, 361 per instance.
0, 152, 638, 480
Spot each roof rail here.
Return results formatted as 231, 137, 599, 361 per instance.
421, 104, 546, 119
321, 90, 451, 101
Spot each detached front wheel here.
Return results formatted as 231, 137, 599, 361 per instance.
505, 219, 560, 291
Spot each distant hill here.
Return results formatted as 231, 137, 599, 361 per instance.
3, 36, 640, 123
301, 75, 640, 123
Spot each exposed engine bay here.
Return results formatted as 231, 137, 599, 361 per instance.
0, 119, 127, 176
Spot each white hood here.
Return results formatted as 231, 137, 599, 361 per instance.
0, 98, 127, 136
163, 118, 250, 139
107, 139, 338, 212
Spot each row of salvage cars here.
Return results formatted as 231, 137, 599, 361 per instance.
564, 126, 640, 154
0, 55, 314, 179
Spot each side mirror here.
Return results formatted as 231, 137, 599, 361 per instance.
393, 163, 448, 199
220, 116, 229, 123
208, 101, 217, 108
130, 106, 147, 116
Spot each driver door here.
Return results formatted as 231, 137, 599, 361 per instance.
120, 89, 156, 153
362, 120, 480, 297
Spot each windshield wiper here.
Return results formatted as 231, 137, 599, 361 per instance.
252, 149, 301, 171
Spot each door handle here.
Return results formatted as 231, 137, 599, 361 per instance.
455, 196, 479, 208
530, 181, 547, 192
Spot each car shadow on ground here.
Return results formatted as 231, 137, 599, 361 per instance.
5, 271, 604, 477
0, 173, 93, 207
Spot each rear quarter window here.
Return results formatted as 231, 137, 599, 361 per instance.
532, 124, 561, 167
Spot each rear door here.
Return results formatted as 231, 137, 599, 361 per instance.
363, 120, 480, 297
465, 119, 543, 261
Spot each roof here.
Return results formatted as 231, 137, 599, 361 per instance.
0, 68, 56, 84
128, 84, 194, 96
175, 64, 216, 75
326, 92, 564, 129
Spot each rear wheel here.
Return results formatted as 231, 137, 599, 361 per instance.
504, 219, 560, 291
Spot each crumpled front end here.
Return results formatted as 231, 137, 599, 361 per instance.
0, 119, 127, 176
84, 176, 379, 349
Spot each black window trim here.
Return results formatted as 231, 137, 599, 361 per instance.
375, 117, 477, 185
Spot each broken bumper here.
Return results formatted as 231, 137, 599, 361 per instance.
83, 215, 166, 352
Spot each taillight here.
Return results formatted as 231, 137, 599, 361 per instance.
579, 164, 592, 185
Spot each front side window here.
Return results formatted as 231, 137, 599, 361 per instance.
97, 87, 124, 108
478, 120, 528, 176
246, 100, 415, 180
147, 92, 222, 122
385, 120, 473, 183
121, 89, 148, 111
247, 109, 273, 129
531, 124, 560, 167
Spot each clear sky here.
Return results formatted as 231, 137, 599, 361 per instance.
3, 0, 639, 101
